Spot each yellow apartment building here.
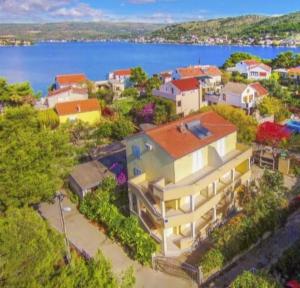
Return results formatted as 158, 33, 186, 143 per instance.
126, 111, 252, 256
55, 99, 101, 125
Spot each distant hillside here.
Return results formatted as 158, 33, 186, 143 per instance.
151, 15, 266, 41
150, 12, 300, 41
0, 22, 165, 41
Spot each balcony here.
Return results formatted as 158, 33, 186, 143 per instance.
152, 143, 252, 201
128, 144, 252, 229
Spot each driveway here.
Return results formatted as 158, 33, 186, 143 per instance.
39, 197, 192, 288
203, 209, 300, 287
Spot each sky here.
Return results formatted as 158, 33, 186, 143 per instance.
0, 0, 299, 23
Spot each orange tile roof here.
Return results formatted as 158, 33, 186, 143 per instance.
288, 67, 300, 75
204, 66, 222, 76
145, 111, 237, 159
250, 82, 269, 97
177, 67, 205, 78
55, 99, 100, 116
114, 69, 132, 76
172, 78, 200, 92
243, 60, 272, 72
243, 60, 260, 66
48, 87, 88, 97
56, 73, 87, 85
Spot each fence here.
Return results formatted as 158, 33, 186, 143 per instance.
152, 255, 203, 287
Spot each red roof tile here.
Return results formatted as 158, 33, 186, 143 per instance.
172, 78, 200, 92
243, 60, 260, 66
48, 87, 88, 97
288, 67, 300, 74
55, 99, 100, 116
177, 67, 205, 78
243, 60, 272, 72
204, 66, 222, 76
114, 69, 132, 76
56, 74, 87, 85
145, 111, 237, 159
250, 82, 269, 97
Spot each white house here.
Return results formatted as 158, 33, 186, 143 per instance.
153, 77, 203, 116
45, 86, 88, 108
55, 73, 87, 90
108, 69, 132, 86
232, 60, 272, 80
173, 65, 222, 93
207, 82, 268, 114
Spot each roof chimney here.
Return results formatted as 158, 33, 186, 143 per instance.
178, 122, 187, 133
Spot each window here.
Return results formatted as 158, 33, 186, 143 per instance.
132, 145, 141, 159
177, 100, 182, 107
68, 116, 77, 122
133, 167, 142, 176
171, 87, 174, 94
192, 150, 204, 173
216, 138, 226, 157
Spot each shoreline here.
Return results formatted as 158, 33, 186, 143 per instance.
33, 40, 300, 49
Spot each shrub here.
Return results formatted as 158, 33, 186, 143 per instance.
111, 117, 135, 140
231, 272, 279, 288
200, 248, 225, 276
80, 181, 156, 265
199, 171, 288, 277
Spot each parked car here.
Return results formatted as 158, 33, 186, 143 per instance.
286, 280, 300, 288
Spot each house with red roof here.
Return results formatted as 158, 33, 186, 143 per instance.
153, 77, 204, 116
108, 69, 133, 96
207, 82, 268, 114
288, 67, 300, 84
126, 111, 252, 256
232, 60, 272, 80
173, 65, 223, 93
46, 86, 88, 108
109, 69, 132, 85
55, 99, 101, 124
55, 73, 87, 90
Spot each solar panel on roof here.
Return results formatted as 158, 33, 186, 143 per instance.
186, 120, 211, 139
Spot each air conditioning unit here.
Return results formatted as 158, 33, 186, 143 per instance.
145, 143, 153, 151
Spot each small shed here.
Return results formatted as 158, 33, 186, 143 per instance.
69, 160, 113, 199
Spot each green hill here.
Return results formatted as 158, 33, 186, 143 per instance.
150, 12, 300, 41
0, 22, 165, 41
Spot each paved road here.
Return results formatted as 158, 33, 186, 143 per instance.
203, 209, 300, 288
39, 197, 192, 288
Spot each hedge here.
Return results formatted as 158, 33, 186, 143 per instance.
80, 180, 156, 265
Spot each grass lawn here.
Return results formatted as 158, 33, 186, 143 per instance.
113, 96, 136, 115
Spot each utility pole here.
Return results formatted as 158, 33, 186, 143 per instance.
57, 193, 71, 264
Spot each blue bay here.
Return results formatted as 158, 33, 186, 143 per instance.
0, 41, 299, 95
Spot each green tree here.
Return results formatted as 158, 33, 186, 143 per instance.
257, 96, 290, 121
0, 78, 39, 106
130, 67, 147, 89
261, 78, 292, 102
38, 109, 59, 129
231, 272, 279, 288
122, 87, 139, 99
201, 104, 258, 144
271, 51, 300, 69
0, 106, 74, 209
145, 75, 161, 96
0, 207, 64, 288
0, 207, 135, 288
111, 117, 135, 140
49, 252, 135, 288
